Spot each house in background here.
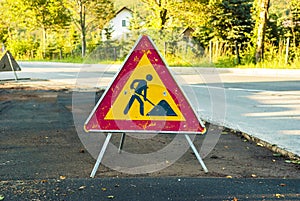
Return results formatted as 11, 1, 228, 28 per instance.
181, 27, 194, 43
102, 7, 133, 41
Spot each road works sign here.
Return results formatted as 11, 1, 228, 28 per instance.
0, 51, 21, 72
85, 35, 205, 134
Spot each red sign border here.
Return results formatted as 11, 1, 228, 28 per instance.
85, 35, 205, 134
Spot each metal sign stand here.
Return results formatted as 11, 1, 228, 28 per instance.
90, 133, 112, 178
185, 134, 208, 173
86, 35, 208, 178
7, 51, 19, 81
118, 133, 126, 154
89, 133, 208, 178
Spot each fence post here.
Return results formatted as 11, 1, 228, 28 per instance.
113, 47, 117, 61
216, 40, 219, 58
235, 41, 241, 65
209, 40, 213, 64
285, 37, 290, 65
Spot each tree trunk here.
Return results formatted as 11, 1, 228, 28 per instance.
81, 28, 86, 58
160, 8, 168, 30
285, 37, 290, 64
155, 0, 168, 31
80, 1, 86, 58
255, 0, 270, 63
42, 27, 47, 59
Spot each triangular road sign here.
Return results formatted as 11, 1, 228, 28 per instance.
85, 35, 205, 134
0, 51, 21, 72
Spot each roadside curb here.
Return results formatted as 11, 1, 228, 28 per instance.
231, 128, 300, 160
203, 116, 300, 161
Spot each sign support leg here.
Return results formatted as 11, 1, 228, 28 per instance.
185, 134, 208, 173
90, 133, 112, 178
7, 52, 18, 81
118, 133, 126, 153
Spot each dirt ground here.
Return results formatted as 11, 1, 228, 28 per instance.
0, 83, 299, 180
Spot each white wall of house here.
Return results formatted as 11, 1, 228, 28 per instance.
103, 8, 132, 41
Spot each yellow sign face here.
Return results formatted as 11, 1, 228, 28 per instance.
105, 53, 185, 121
85, 35, 205, 134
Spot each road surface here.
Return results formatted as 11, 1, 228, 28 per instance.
1, 177, 299, 200
1, 62, 300, 156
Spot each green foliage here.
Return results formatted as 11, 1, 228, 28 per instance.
26, 0, 71, 30
66, 0, 115, 57
208, 0, 254, 45
0, 0, 115, 60
285, 0, 300, 50
6, 32, 39, 59
0, 0, 299, 68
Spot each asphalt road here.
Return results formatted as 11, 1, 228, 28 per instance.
1, 62, 300, 156
1, 62, 300, 200
1, 177, 299, 200
185, 70, 300, 157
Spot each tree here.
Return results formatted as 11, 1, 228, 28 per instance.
268, 0, 300, 62
254, 0, 271, 63
287, 0, 300, 50
131, 0, 212, 62
140, 0, 210, 30
67, 0, 115, 58
0, 0, 36, 57
0, 0, 71, 58
0, 0, 29, 45
26, 0, 71, 58
174, 0, 209, 41
138, 1, 201, 45
140, 0, 170, 31
209, 0, 254, 46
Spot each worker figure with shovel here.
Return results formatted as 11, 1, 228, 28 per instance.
124, 74, 153, 116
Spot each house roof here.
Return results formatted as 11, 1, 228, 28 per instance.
115, 6, 133, 16
180, 27, 195, 37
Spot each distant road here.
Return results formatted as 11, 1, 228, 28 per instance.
1, 62, 300, 156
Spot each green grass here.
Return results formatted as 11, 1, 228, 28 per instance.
21, 55, 300, 69
20, 57, 84, 63
235, 59, 300, 69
